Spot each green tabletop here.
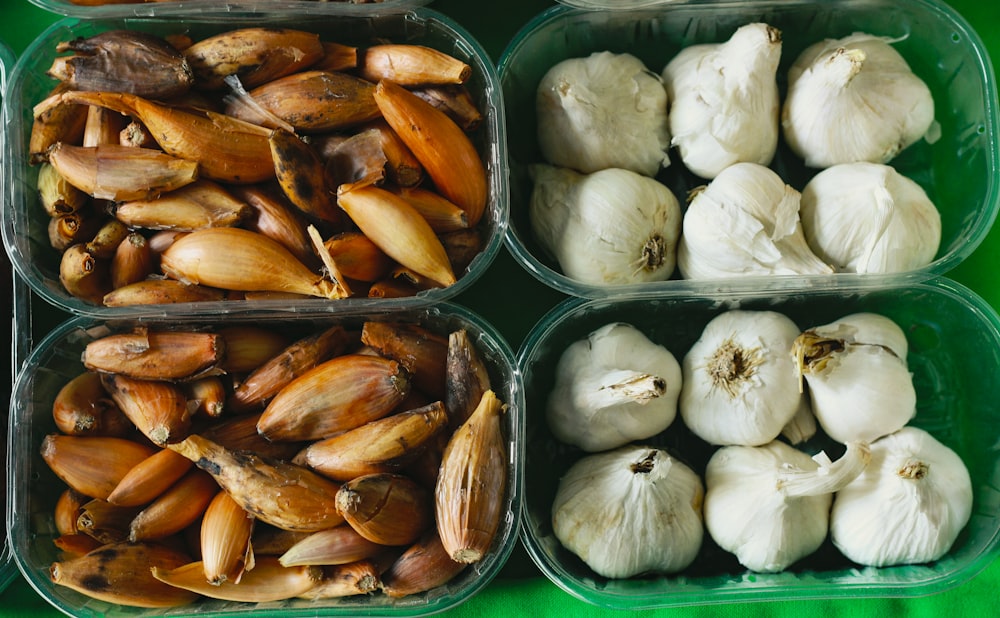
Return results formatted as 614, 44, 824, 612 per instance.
3, 0, 1000, 616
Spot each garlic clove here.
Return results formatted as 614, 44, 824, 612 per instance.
552, 445, 704, 579
782, 32, 936, 168
680, 309, 805, 446
546, 322, 681, 452
662, 23, 782, 179
800, 162, 941, 274
830, 427, 972, 567
676, 162, 833, 279
792, 312, 915, 444
536, 51, 670, 177
780, 396, 818, 445
529, 164, 681, 286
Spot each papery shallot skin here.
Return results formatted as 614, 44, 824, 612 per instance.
49, 30, 194, 100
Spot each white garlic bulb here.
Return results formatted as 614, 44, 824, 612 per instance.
792, 312, 915, 444
830, 427, 972, 567
800, 162, 941, 274
676, 162, 833, 279
680, 309, 805, 446
662, 22, 782, 179
546, 322, 682, 452
705, 440, 870, 572
782, 32, 935, 168
529, 164, 682, 286
536, 51, 671, 177
552, 445, 704, 578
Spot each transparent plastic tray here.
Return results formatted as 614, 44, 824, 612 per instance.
2, 6, 508, 318
517, 276, 1000, 608
499, 0, 1000, 298
8, 301, 524, 617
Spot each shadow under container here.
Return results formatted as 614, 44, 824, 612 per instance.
517, 277, 1000, 609
498, 0, 1000, 298
7, 302, 524, 617
2, 5, 508, 318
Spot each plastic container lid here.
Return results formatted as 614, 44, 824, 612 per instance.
517, 276, 1000, 608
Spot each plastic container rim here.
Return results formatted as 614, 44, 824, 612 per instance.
0, 35, 23, 597
27, 0, 435, 20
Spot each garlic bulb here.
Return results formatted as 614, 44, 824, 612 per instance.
546, 322, 682, 452
529, 164, 682, 285
552, 445, 704, 578
782, 32, 935, 168
792, 312, 915, 444
830, 427, 972, 567
662, 23, 782, 179
800, 162, 941, 274
680, 309, 805, 446
536, 51, 671, 177
676, 162, 833, 279
705, 440, 870, 572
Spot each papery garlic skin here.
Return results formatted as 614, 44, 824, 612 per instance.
793, 312, 915, 444
680, 309, 804, 446
529, 164, 682, 285
676, 162, 833, 279
705, 440, 870, 572
830, 427, 972, 567
536, 51, 671, 177
546, 322, 682, 452
552, 445, 704, 578
800, 162, 941, 274
780, 396, 818, 445
782, 33, 935, 168
662, 23, 782, 179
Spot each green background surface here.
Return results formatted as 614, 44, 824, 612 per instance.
2, 0, 1000, 616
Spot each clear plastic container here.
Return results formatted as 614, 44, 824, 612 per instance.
1, 36, 22, 596
29, 0, 432, 20
2, 6, 508, 318
498, 0, 1000, 298
7, 302, 524, 617
517, 276, 1000, 609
